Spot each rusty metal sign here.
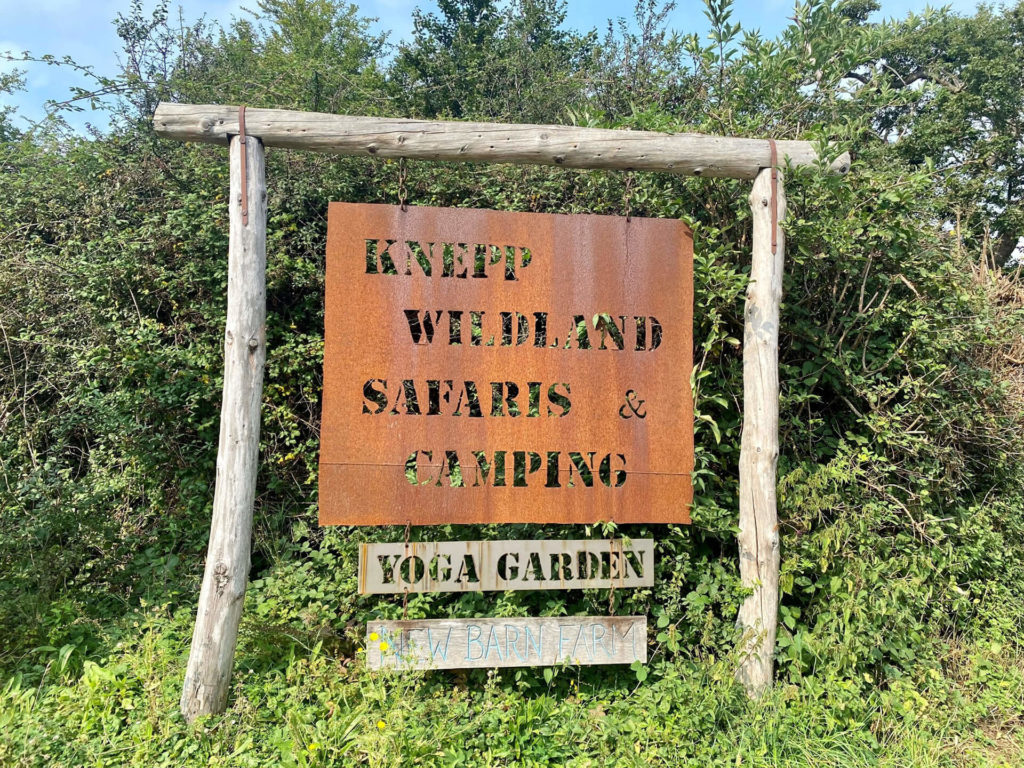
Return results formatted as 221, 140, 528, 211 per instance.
320, 203, 693, 525
358, 539, 654, 594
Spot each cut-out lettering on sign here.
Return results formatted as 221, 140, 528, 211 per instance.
359, 539, 653, 594
320, 203, 694, 525
367, 616, 647, 670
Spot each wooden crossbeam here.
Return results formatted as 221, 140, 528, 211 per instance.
153, 102, 850, 180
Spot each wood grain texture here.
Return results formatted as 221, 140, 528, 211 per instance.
180, 135, 267, 722
359, 539, 654, 594
367, 616, 647, 669
153, 102, 851, 180
735, 167, 785, 697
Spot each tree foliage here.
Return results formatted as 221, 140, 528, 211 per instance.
393, 0, 595, 121
875, 3, 1024, 266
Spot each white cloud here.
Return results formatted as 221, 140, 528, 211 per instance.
28, 69, 51, 89
0, 0, 81, 12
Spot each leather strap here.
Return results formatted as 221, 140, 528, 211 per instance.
768, 139, 778, 255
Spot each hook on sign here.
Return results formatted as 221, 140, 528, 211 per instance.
402, 520, 411, 619
624, 170, 635, 223
398, 157, 409, 212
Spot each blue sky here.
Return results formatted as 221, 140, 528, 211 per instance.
1, 0, 981, 132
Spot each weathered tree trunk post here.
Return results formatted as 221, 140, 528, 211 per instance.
152, 103, 851, 180
735, 164, 785, 696
180, 133, 267, 721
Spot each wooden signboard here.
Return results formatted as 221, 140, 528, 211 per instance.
320, 203, 693, 526
367, 616, 647, 670
359, 538, 653, 594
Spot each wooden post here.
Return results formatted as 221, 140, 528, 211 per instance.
180, 134, 267, 721
735, 165, 785, 696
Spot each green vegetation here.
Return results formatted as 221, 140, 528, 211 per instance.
2, 0, 1024, 764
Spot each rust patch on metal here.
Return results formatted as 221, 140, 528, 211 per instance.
319, 203, 693, 525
